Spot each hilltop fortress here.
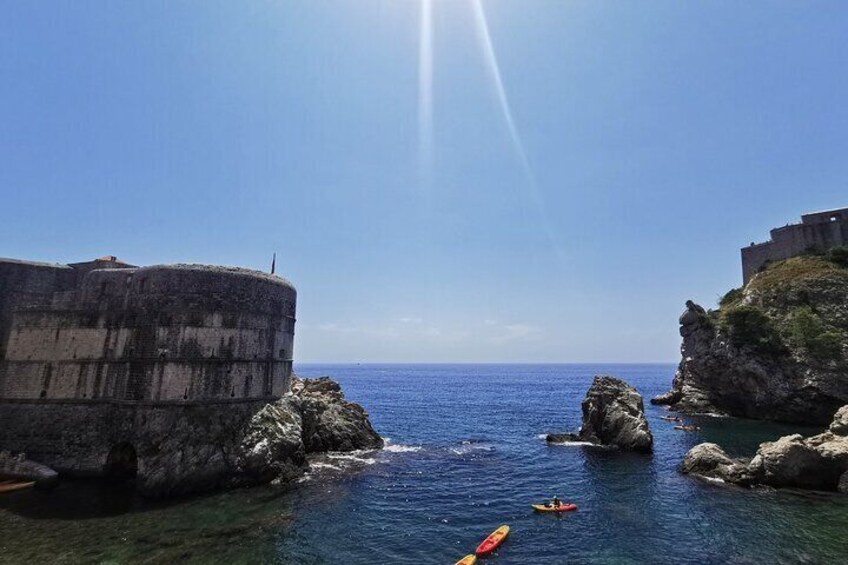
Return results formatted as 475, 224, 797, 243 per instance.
741, 207, 848, 283
0, 255, 301, 494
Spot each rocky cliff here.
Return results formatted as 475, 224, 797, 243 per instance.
653, 254, 848, 425
681, 405, 848, 493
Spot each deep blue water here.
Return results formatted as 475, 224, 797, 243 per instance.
2, 364, 848, 564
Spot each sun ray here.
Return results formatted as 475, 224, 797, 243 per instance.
470, 0, 566, 263
418, 0, 434, 184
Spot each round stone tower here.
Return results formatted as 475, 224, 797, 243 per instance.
1, 264, 296, 402
0, 258, 297, 484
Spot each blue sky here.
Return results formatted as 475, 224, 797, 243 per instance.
2, 1, 847, 362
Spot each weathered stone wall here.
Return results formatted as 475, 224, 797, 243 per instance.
0, 260, 77, 359
0, 263, 296, 402
0, 257, 301, 494
741, 207, 848, 283
0, 398, 281, 494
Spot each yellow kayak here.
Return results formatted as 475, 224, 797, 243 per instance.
532, 502, 578, 513
454, 555, 477, 565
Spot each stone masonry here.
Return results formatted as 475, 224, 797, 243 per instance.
0, 256, 296, 481
741, 207, 848, 284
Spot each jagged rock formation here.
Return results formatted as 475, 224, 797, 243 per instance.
293, 377, 383, 453
681, 405, 848, 493
0, 451, 58, 488
547, 376, 653, 452
653, 255, 848, 425
136, 376, 382, 497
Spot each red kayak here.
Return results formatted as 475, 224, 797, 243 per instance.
475, 525, 509, 556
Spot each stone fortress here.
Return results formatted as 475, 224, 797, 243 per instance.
741, 207, 848, 283
0, 255, 297, 490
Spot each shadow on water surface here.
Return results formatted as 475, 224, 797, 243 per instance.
0, 477, 295, 521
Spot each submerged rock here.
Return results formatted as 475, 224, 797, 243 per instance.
549, 376, 653, 452
654, 256, 848, 425
681, 404, 848, 492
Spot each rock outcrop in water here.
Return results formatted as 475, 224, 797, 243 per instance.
681, 405, 848, 493
131, 376, 381, 497
653, 255, 848, 425
547, 376, 653, 452
293, 377, 384, 453
0, 451, 58, 488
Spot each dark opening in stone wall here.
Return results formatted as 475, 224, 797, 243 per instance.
104, 442, 138, 482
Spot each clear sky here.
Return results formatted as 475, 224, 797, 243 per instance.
2, 1, 847, 363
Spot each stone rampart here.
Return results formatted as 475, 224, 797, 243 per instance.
0, 398, 281, 494
741, 207, 848, 283
0, 262, 296, 403
0, 257, 298, 490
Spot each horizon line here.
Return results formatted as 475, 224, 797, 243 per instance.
294, 361, 678, 366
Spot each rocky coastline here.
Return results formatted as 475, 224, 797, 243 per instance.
132, 375, 383, 497
653, 255, 848, 425
547, 375, 653, 452
0, 376, 382, 498
681, 405, 848, 493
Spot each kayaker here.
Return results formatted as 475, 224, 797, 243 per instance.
552, 495, 561, 508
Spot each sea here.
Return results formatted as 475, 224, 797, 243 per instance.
2, 364, 848, 564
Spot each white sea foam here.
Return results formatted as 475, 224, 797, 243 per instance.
384, 444, 423, 454
326, 452, 377, 465
382, 438, 423, 454
449, 443, 493, 456
548, 441, 596, 447
693, 412, 730, 418
309, 462, 340, 470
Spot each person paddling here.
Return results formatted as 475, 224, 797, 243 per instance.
551, 495, 561, 508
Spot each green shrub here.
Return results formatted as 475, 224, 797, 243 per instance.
787, 306, 844, 361
826, 246, 848, 268
720, 305, 787, 356
719, 287, 744, 309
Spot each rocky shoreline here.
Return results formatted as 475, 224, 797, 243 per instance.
653, 256, 848, 425
0, 376, 382, 498
137, 375, 383, 497
681, 406, 848, 493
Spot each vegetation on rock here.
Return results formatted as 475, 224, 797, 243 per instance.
654, 255, 848, 424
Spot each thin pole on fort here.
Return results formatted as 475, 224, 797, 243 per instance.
271, 252, 276, 275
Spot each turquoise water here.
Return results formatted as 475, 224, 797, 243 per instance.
2, 364, 847, 564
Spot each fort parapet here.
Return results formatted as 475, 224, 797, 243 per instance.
741, 207, 848, 284
0, 256, 297, 487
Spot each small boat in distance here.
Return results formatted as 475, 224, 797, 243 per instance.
531, 502, 578, 513
0, 480, 36, 494
660, 415, 682, 422
475, 525, 510, 556
675, 425, 701, 432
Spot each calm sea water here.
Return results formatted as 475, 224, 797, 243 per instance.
2, 364, 848, 564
